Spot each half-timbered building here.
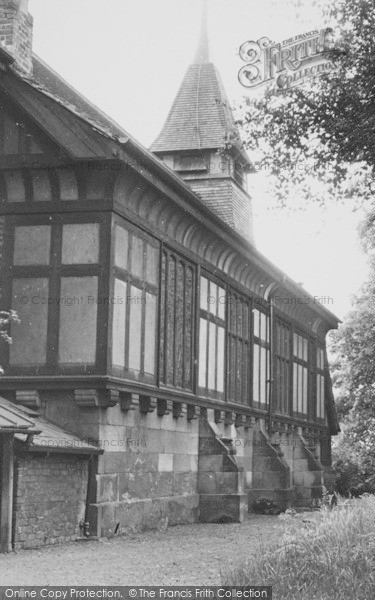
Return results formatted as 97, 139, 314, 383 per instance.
0, 0, 339, 551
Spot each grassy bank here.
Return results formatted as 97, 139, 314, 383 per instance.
222, 496, 375, 600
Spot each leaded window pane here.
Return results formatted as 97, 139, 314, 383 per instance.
58, 277, 98, 364
10, 278, 49, 365
62, 223, 99, 264
14, 225, 51, 266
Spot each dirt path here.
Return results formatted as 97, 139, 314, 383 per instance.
0, 515, 284, 586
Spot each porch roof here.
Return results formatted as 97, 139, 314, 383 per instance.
0, 396, 102, 454
0, 396, 36, 433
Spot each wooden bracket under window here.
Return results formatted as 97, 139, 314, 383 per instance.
139, 395, 157, 414
74, 389, 119, 408
120, 392, 138, 412
157, 398, 172, 417
15, 390, 41, 410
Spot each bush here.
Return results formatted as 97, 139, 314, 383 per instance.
332, 432, 375, 496
222, 496, 375, 600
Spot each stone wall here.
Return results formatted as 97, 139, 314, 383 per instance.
248, 425, 324, 511
88, 404, 200, 537
13, 453, 88, 549
198, 416, 247, 523
10, 390, 328, 546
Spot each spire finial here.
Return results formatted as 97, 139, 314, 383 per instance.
194, 0, 209, 63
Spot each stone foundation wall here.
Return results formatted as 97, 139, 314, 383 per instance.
88, 404, 200, 537
10, 390, 330, 542
13, 453, 88, 550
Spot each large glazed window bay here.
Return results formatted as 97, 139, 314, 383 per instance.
9, 220, 101, 370
112, 222, 159, 382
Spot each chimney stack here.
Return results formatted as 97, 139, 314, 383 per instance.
0, 0, 33, 75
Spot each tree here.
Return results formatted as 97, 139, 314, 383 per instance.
234, 0, 375, 491
235, 0, 375, 208
329, 261, 375, 493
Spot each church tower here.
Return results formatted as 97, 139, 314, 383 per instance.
150, 0, 254, 245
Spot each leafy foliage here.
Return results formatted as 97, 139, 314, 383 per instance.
329, 259, 375, 493
235, 0, 375, 491
0, 310, 19, 375
236, 0, 375, 208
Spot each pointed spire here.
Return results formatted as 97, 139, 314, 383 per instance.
194, 0, 209, 64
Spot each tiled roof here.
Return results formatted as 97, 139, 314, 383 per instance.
0, 54, 128, 160
31, 55, 129, 142
150, 62, 240, 153
150, 0, 246, 155
0, 396, 101, 453
15, 417, 102, 454
0, 396, 36, 432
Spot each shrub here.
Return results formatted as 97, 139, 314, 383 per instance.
333, 431, 375, 496
222, 496, 375, 600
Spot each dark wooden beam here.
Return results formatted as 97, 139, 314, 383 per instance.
0, 434, 14, 553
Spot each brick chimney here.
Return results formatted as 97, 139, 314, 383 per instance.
0, 0, 33, 75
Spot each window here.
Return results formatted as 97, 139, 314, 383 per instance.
58, 277, 98, 364
159, 249, 195, 390
111, 222, 159, 382
174, 154, 207, 172
13, 225, 51, 266
198, 276, 225, 397
274, 320, 291, 414
252, 308, 270, 406
10, 278, 49, 366
293, 332, 309, 414
8, 220, 101, 371
316, 346, 325, 419
62, 224, 100, 264
227, 291, 251, 404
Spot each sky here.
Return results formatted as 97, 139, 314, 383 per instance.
27, 0, 369, 320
